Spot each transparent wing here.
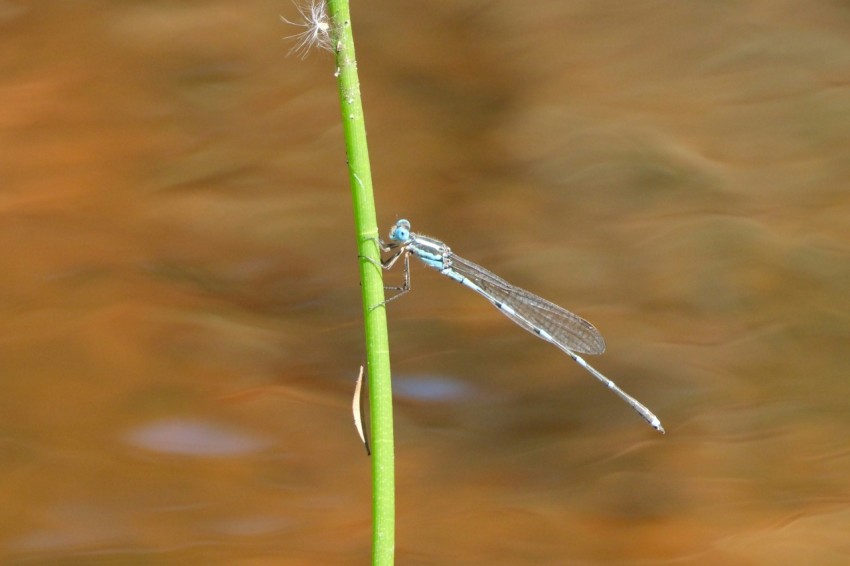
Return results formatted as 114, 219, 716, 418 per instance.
450, 254, 606, 355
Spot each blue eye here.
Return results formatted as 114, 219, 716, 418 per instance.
390, 219, 412, 242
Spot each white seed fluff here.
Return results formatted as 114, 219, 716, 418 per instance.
280, 0, 333, 58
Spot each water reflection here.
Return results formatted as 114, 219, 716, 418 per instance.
2, 0, 850, 563
393, 373, 473, 403
125, 418, 271, 457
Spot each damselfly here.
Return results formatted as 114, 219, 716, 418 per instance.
373, 219, 664, 433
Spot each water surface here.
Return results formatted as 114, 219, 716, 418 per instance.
2, 1, 849, 563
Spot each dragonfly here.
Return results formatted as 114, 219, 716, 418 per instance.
371, 219, 664, 433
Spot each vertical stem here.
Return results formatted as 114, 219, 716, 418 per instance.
325, 1, 395, 563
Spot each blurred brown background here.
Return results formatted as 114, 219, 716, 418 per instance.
1, 1, 849, 563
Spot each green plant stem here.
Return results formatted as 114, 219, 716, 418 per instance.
326, 1, 395, 564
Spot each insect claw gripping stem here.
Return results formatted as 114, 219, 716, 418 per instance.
360, 237, 410, 310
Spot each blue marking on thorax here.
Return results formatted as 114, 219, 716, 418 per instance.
410, 236, 449, 271
416, 251, 444, 270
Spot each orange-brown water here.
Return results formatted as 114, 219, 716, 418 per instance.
2, 1, 849, 563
